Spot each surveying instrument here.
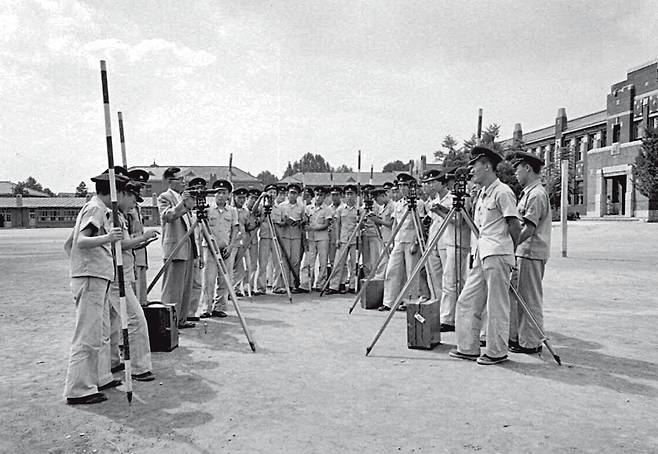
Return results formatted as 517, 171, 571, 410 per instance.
346, 174, 440, 311
364, 166, 562, 365
147, 178, 256, 352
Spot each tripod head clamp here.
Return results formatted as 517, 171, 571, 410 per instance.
262, 193, 273, 216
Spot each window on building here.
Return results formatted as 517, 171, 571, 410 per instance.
601, 129, 607, 146
574, 137, 582, 161
632, 120, 642, 141
587, 133, 596, 150
575, 180, 584, 205
0, 210, 11, 222
652, 117, 658, 130
612, 124, 620, 143
539, 146, 546, 161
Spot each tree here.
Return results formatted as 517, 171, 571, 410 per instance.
545, 162, 575, 211
382, 160, 407, 173
442, 150, 471, 169
434, 135, 458, 162
333, 164, 353, 173
256, 170, 278, 185
497, 160, 521, 197
12, 182, 28, 196
75, 181, 89, 197
282, 153, 333, 178
12, 176, 54, 197
634, 126, 658, 201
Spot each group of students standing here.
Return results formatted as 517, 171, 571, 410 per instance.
62, 144, 551, 404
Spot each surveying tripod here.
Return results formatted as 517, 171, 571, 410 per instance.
146, 189, 256, 352
260, 194, 294, 304
346, 181, 440, 310
364, 171, 561, 365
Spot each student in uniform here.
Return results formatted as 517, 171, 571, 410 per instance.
255, 184, 283, 294
245, 188, 262, 294
326, 184, 359, 294
301, 186, 331, 291
360, 184, 382, 279
62, 169, 126, 405
104, 181, 157, 384
379, 173, 425, 311
327, 185, 344, 277
126, 169, 151, 306
450, 145, 521, 365
508, 151, 551, 354
199, 179, 239, 318
275, 183, 306, 293
369, 187, 394, 279
232, 187, 255, 296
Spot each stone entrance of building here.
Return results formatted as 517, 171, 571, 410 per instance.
605, 175, 626, 215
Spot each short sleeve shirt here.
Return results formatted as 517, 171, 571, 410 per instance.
206, 204, 238, 248
278, 200, 305, 239
117, 212, 135, 283
127, 206, 147, 267
516, 181, 551, 261
474, 178, 519, 261
337, 204, 358, 244
393, 199, 415, 243
307, 202, 331, 241
70, 196, 114, 281
258, 204, 280, 239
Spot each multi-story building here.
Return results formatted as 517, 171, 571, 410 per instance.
500, 59, 658, 221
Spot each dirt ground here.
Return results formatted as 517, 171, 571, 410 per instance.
1, 221, 657, 453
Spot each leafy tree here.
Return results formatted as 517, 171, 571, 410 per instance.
434, 135, 458, 162
382, 160, 408, 173
75, 181, 89, 197
12, 176, 54, 197
256, 170, 278, 186
12, 182, 28, 196
497, 159, 521, 197
634, 126, 658, 201
282, 153, 333, 178
442, 150, 471, 169
544, 162, 575, 210
333, 164, 353, 173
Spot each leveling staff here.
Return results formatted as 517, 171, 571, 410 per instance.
509, 151, 551, 354
450, 145, 521, 365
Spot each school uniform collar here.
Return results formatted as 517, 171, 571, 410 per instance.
520, 180, 542, 198
480, 178, 502, 199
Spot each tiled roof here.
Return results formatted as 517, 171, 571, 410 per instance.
564, 110, 607, 133
523, 126, 556, 144
279, 172, 398, 187
0, 197, 87, 208
128, 165, 260, 183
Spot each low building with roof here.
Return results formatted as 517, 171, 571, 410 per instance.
0, 181, 51, 198
0, 196, 87, 228
127, 163, 262, 197
279, 171, 398, 188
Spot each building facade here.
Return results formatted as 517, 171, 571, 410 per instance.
500, 59, 658, 221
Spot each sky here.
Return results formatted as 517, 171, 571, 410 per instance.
1, 0, 658, 193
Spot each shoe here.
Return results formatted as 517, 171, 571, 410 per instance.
132, 371, 155, 382
111, 363, 125, 374
67, 393, 107, 405
440, 324, 455, 332
187, 316, 200, 321
98, 379, 122, 391
508, 339, 520, 350
347, 288, 356, 294
325, 288, 339, 295
339, 284, 346, 292
477, 354, 509, 365
212, 310, 227, 318
178, 321, 196, 329
297, 288, 310, 293
273, 289, 287, 295
509, 344, 542, 354
291, 287, 303, 294
448, 349, 479, 361
479, 340, 486, 347
377, 305, 391, 312
235, 291, 244, 297
199, 312, 212, 319
397, 304, 407, 312
417, 295, 430, 303
253, 291, 264, 296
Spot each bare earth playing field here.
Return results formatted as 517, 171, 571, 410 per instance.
1, 222, 657, 453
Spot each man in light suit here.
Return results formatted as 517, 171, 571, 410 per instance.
157, 167, 197, 329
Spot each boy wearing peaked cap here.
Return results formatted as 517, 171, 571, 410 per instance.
508, 151, 551, 355
326, 184, 359, 294
273, 183, 306, 293
300, 186, 331, 291
62, 169, 126, 405
255, 184, 284, 294
126, 169, 151, 306
450, 145, 521, 365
